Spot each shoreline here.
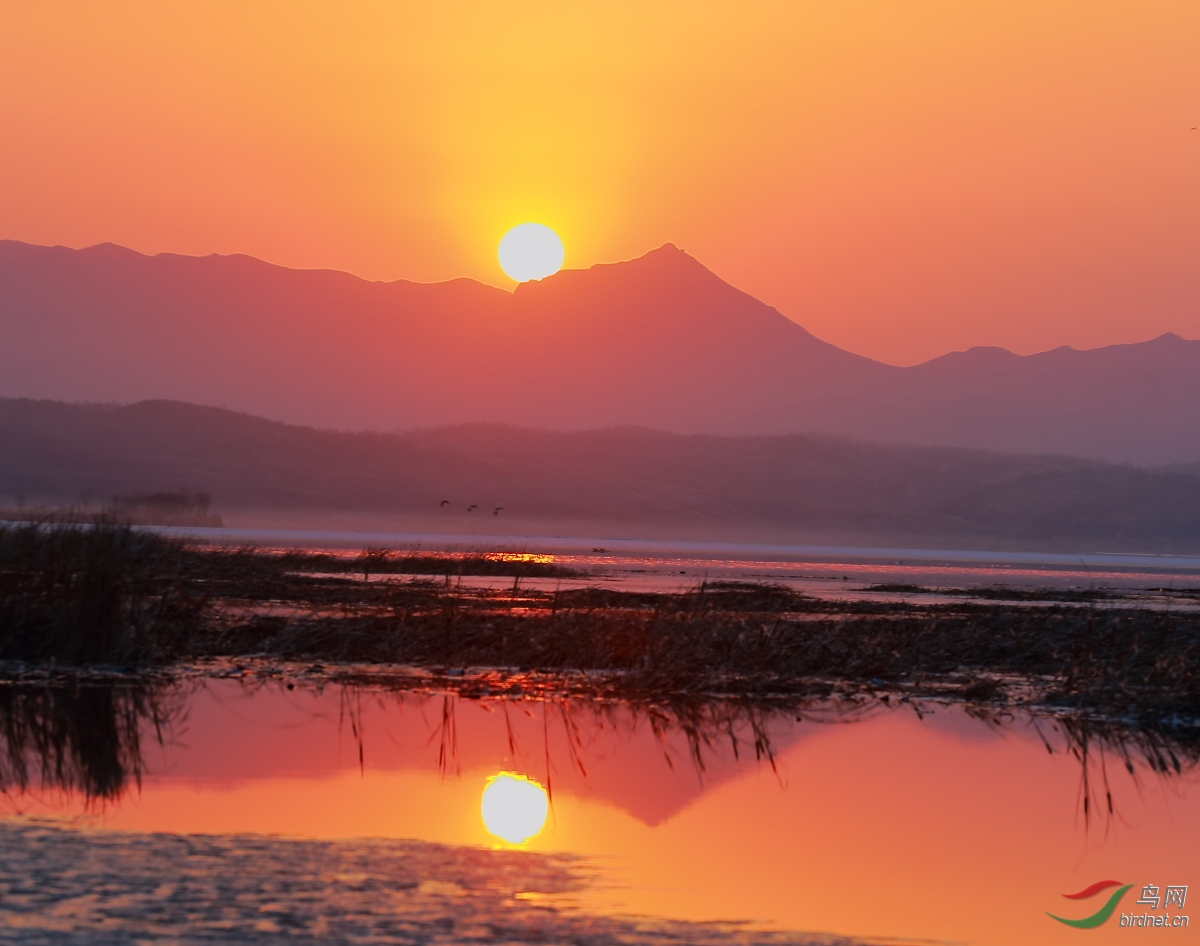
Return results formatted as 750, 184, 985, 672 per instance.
148, 524, 1200, 572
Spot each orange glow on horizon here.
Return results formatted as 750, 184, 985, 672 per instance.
484, 553, 555, 565
1, 2, 1199, 363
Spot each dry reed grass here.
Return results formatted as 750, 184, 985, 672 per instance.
1, 524, 1197, 736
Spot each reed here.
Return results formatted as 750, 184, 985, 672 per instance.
0, 520, 205, 664
1, 525, 1197, 733
202, 580, 1200, 730
0, 682, 175, 802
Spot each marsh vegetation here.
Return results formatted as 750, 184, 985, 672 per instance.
0, 522, 1197, 741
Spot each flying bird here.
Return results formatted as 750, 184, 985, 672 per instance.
467, 504, 478, 512
493, 507, 503, 515
440, 500, 450, 507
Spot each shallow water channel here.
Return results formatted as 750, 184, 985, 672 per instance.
0, 677, 1195, 944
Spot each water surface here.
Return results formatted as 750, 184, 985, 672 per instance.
2, 679, 1195, 944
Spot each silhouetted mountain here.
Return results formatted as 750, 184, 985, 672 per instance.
3, 398, 1200, 551
2, 240, 1198, 463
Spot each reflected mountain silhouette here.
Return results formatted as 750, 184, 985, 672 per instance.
0, 677, 1194, 833
347, 687, 1199, 832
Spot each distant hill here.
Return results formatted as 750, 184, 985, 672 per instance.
3, 398, 1200, 552
1, 240, 1198, 464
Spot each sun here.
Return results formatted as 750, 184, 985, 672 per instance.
497, 223, 564, 282
480, 772, 549, 844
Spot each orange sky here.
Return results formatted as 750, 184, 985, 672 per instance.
1, 1, 1198, 365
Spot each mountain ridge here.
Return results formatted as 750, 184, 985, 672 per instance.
1, 239, 1197, 462
3, 396, 1200, 552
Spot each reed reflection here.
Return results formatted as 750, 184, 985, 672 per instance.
0, 673, 1195, 834
0, 682, 178, 807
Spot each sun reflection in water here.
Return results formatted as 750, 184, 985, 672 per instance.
480, 772, 549, 844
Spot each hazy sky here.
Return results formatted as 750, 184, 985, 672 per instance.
2, 1, 1198, 365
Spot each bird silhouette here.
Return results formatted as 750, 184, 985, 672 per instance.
440, 500, 450, 507
467, 504, 478, 512
493, 507, 503, 515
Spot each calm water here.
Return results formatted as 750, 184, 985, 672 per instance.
159, 526, 1200, 606
1, 678, 1195, 944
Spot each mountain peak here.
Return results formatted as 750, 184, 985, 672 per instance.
623, 241, 701, 270
577, 241, 725, 291
82, 241, 151, 260
513, 241, 717, 301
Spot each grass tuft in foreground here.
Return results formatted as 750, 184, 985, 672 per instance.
0, 520, 204, 664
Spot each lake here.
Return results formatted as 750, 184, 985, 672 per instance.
1, 672, 1194, 944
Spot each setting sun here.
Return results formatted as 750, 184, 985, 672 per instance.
480, 772, 549, 844
497, 224, 565, 282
